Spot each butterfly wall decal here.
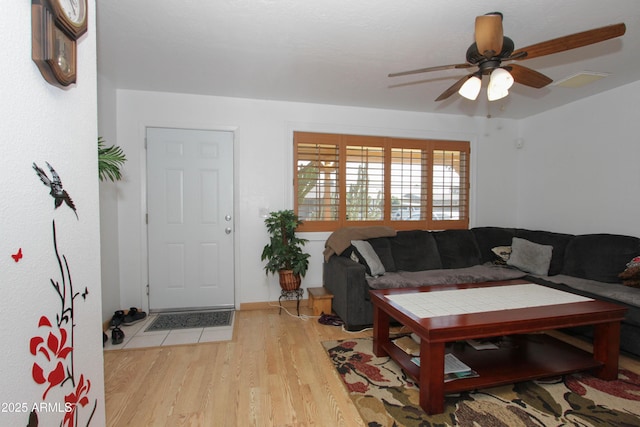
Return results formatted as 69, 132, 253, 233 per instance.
12, 248, 23, 262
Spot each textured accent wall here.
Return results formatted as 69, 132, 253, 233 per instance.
0, 1, 105, 426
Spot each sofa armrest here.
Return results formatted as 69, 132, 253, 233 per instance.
323, 255, 373, 330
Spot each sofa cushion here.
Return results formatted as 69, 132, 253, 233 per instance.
507, 237, 553, 275
367, 237, 396, 272
365, 264, 527, 289
562, 234, 640, 283
351, 240, 385, 277
472, 227, 517, 264
515, 229, 574, 275
390, 230, 442, 272
535, 274, 640, 316
432, 229, 481, 268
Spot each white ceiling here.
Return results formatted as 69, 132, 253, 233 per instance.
96, 0, 640, 119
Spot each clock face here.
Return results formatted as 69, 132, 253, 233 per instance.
56, 0, 86, 25
50, 0, 88, 39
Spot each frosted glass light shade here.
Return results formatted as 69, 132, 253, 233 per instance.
490, 68, 514, 89
458, 76, 482, 100
487, 87, 509, 101
487, 68, 514, 101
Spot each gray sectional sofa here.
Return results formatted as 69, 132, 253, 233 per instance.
322, 227, 640, 357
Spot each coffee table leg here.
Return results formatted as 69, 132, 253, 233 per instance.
592, 321, 620, 380
372, 304, 390, 357
420, 340, 445, 414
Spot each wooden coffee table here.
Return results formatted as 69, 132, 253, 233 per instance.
370, 279, 627, 415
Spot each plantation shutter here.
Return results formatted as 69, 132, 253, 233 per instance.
390, 140, 429, 227
294, 132, 340, 231
294, 132, 470, 231
431, 141, 469, 228
344, 136, 385, 222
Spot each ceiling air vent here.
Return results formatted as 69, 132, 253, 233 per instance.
553, 71, 610, 88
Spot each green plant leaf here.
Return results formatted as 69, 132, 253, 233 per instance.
98, 137, 127, 182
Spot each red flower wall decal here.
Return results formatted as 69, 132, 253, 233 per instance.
32, 361, 65, 399
30, 315, 73, 399
64, 374, 91, 427
29, 316, 73, 360
28, 216, 97, 426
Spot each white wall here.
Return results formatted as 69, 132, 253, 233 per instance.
518, 80, 640, 237
109, 90, 520, 310
101, 77, 640, 314
98, 74, 122, 321
1, 1, 105, 426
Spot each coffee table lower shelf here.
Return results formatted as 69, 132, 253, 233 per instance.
383, 333, 603, 394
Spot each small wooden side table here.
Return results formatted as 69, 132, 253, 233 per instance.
307, 287, 333, 316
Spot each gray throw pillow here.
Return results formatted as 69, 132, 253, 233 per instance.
351, 240, 386, 277
507, 237, 553, 275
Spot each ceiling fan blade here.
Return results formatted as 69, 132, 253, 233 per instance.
505, 64, 553, 88
512, 23, 626, 61
475, 13, 503, 58
388, 63, 472, 78
435, 74, 475, 101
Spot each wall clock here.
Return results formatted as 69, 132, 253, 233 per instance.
48, 0, 88, 39
31, 0, 87, 88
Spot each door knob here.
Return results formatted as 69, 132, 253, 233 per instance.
225, 215, 232, 221
225, 227, 232, 234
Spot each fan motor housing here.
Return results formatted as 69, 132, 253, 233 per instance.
466, 36, 515, 65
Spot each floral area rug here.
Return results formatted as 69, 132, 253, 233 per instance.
322, 338, 640, 427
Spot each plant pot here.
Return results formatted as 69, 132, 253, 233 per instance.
278, 269, 301, 291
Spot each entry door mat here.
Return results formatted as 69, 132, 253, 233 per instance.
322, 338, 640, 427
145, 310, 234, 332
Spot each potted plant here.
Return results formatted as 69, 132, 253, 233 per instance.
261, 210, 310, 291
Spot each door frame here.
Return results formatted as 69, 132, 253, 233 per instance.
138, 122, 240, 313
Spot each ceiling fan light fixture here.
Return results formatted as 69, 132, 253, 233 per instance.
388, 14, 626, 104
458, 75, 482, 100
489, 67, 514, 90
487, 87, 509, 101
487, 68, 513, 101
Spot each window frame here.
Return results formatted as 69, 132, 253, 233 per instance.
294, 131, 470, 232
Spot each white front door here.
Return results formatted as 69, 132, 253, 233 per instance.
146, 127, 234, 310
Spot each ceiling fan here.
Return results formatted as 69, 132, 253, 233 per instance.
389, 13, 626, 102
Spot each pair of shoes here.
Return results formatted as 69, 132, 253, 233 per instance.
112, 327, 125, 345
123, 307, 146, 325
318, 313, 344, 326
110, 310, 125, 328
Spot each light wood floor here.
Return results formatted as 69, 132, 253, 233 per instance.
104, 306, 640, 427
104, 306, 371, 426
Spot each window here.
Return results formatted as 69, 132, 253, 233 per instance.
294, 132, 469, 232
